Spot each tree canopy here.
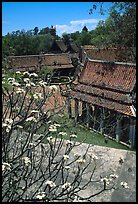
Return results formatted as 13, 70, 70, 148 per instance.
2, 2, 136, 57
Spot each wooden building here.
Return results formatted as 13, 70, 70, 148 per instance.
80, 46, 136, 63
62, 58, 136, 148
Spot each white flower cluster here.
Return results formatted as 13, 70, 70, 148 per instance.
38, 80, 47, 87
2, 162, 11, 172
65, 140, 73, 145
48, 124, 57, 132
33, 93, 43, 100
23, 71, 38, 78
48, 85, 58, 93
36, 192, 45, 200
76, 159, 86, 165
26, 116, 37, 123
63, 155, 70, 161
30, 73, 38, 77
58, 132, 67, 136
23, 77, 36, 87
47, 136, 55, 145
2, 118, 13, 133
62, 182, 71, 191
16, 125, 23, 129
45, 180, 56, 188
120, 182, 129, 189
64, 166, 71, 170
101, 177, 110, 185
16, 87, 25, 94
16, 71, 21, 74
70, 134, 77, 138
73, 196, 83, 202
21, 156, 31, 166
7, 78, 20, 86
109, 174, 118, 179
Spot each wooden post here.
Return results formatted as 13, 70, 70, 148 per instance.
82, 101, 87, 124
129, 117, 136, 148
86, 103, 90, 128
68, 96, 72, 118
75, 99, 79, 123
115, 113, 121, 143
100, 107, 105, 134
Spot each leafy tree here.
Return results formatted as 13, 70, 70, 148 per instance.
2, 69, 127, 202
33, 27, 39, 35
62, 33, 71, 46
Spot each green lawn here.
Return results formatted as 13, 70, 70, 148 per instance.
40, 114, 130, 151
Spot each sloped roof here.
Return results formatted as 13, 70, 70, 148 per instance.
7, 53, 74, 70
67, 43, 79, 53
49, 40, 68, 53
79, 60, 136, 93
67, 59, 136, 117
81, 46, 136, 63
41, 53, 74, 69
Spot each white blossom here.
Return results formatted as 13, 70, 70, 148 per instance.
48, 85, 58, 93
31, 110, 39, 113
70, 134, 77, 138
109, 174, 118, 179
36, 192, 45, 200
101, 177, 110, 185
45, 180, 56, 188
16, 88, 25, 94
53, 123, 61, 127
47, 136, 55, 145
30, 82, 36, 86
30, 73, 38, 77
16, 125, 23, 129
2, 162, 11, 172
49, 125, 57, 132
73, 196, 83, 202
58, 132, 67, 136
33, 93, 43, 100
29, 142, 35, 147
26, 116, 37, 123
63, 155, 70, 161
16, 71, 21, 74
120, 182, 129, 189
23, 71, 30, 76
2, 119, 13, 132
23, 78, 30, 83
21, 157, 31, 166
62, 182, 71, 190
26, 83, 31, 87
39, 80, 47, 87
65, 140, 73, 145
76, 159, 86, 165
64, 166, 71, 170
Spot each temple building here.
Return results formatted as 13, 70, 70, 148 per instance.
62, 58, 136, 148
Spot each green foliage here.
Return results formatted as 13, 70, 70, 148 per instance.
2, 2, 136, 57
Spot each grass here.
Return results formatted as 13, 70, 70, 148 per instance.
38, 113, 130, 151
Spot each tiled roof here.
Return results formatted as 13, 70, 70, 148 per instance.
67, 59, 136, 117
49, 40, 67, 53
79, 61, 136, 93
73, 84, 132, 104
67, 43, 79, 53
41, 53, 73, 67
69, 90, 135, 117
81, 46, 136, 63
7, 53, 74, 70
